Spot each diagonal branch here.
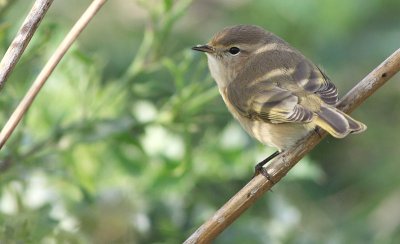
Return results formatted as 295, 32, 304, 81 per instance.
184, 48, 400, 244
0, 0, 54, 91
0, 0, 108, 150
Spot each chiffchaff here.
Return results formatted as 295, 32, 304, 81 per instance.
192, 25, 366, 178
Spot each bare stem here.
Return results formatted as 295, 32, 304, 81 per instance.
184, 48, 400, 244
0, 0, 54, 90
0, 0, 108, 150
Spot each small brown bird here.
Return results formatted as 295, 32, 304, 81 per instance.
192, 25, 366, 178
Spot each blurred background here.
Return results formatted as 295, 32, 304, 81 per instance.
1, 0, 400, 243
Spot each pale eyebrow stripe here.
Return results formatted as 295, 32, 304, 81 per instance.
254, 43, 295, 54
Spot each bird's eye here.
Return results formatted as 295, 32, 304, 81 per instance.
228, 47, 240, 55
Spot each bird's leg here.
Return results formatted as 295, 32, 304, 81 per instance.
314, 127, 322, 138
253, 151, 280, 182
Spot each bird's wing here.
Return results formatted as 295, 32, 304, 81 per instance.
292, 60, 338, 105
227, 81, 314, 124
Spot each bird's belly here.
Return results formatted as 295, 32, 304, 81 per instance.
238, 118, 314, 151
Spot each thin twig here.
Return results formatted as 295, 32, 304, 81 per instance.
0, 0, 108, 150
0, 0, 54, 90
184, 48, 400, 244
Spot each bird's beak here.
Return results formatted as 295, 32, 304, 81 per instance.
192, 44, 214, 53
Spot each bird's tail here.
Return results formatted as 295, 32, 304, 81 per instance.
314, 106, 367, 138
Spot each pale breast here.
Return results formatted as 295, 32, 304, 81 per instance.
207, 54, 229, 88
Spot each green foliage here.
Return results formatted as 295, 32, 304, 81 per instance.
1, 0, 400, 243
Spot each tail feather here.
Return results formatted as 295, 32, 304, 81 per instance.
315, 106, 367, 138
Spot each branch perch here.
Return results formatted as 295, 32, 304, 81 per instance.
0, 0, 54, 90
0, 0, 108, 150
184, 48, 400, 244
